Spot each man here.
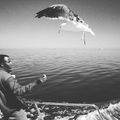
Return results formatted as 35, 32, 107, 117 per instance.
0, 54, 47, 120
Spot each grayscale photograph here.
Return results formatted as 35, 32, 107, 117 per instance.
0, 0, 120, 120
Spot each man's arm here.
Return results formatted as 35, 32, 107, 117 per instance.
6, 74, 47, 96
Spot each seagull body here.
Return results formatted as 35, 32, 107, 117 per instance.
60, 21, 95, 35
35, 4, 95, 45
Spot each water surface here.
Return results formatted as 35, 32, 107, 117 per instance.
1, 48, 120, 103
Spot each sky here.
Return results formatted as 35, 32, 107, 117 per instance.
0, 0, 120, 49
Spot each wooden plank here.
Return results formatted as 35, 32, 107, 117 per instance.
27, 101, 98, 109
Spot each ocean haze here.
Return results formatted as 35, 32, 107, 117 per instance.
1, 48, 120, 103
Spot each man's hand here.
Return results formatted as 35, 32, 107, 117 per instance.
39, 74, 47, 83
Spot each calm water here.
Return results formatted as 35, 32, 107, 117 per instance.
1, 48, 120, 103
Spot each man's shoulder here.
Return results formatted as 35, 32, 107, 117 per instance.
0, 68, 11, 81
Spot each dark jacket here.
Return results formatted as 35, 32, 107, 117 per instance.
0, 68, 38, 116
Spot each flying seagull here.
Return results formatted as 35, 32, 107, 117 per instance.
35, 4, 95, 45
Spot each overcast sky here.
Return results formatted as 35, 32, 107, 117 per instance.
0, 0, 120, 48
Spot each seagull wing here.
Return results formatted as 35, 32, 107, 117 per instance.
35, 4, 70, 20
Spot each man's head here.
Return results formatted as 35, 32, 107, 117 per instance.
0, 55, 12, 72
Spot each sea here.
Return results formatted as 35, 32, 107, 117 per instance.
1, 48, 120, 104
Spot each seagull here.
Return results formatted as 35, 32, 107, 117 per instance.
35, 4, 95, 45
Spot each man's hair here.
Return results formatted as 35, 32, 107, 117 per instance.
0, 54, 9, 65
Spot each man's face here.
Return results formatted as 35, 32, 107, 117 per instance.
3, 56, 12, 71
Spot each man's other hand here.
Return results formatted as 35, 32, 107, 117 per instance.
40, 74, 47, 83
